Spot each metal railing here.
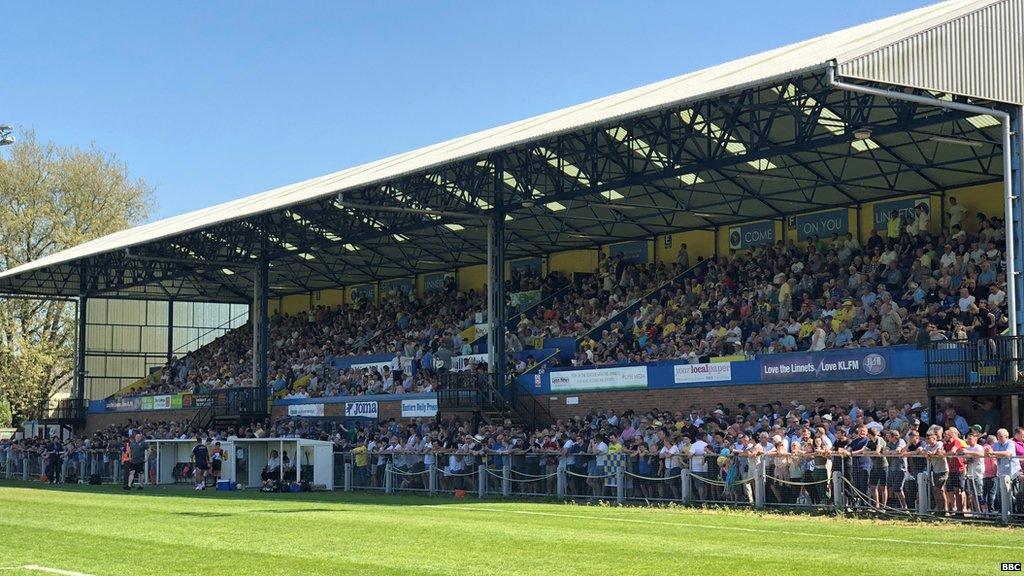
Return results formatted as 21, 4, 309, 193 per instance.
5, 444, 1021, 524
323, 449, 1024, 524
437, 372, 553, 430
33, 398, 88, 425
576, 259, 709, 344
925, 336, 1024, 392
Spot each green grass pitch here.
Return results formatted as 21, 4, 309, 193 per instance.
0, 482, 1018, 575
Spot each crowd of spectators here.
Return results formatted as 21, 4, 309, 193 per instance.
6, 395, 1022, 515
574, 205, 1009, 366
116, 200, 1009, 399
126, 276, 485, 399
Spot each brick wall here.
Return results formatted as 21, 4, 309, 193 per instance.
535, 378, 930, 421
84, 409, 200, 435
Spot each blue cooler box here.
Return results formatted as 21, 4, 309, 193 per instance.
216, 480, 235, 491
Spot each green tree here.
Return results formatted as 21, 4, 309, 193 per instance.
0, 130, 152, 421
0, 392, 12, 428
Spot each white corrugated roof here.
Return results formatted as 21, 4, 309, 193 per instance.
0, 0, 1005, 282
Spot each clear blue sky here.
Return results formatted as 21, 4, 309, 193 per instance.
2, 0, 934, 220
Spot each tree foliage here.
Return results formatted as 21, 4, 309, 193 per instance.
0, 131, 153, 421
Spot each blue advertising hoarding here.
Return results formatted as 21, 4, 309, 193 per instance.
609, 240, 649, 264
349, 283, 376, 303
760, 348, 891, 382
728, 220, 775, 249
519, 346, 922, 394
382, 277, 415, 295
872, 196, 929, 230
794, 209, 850, 241
423, 272, 453, 294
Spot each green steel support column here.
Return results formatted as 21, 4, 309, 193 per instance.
253, 255, 270, 412
166, 300, 174, 364
487, 158, 507, 389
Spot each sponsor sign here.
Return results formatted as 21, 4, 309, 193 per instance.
288, 403, 325, 417
152, 395, 171, 410
423, 272, 454, 294
794, 209, 849, 241
451, 353, 488, 372
401, 398, 438, 418
509, 257, 542, 277
349, 283, 377, 303
139, 396, 154, 411
609, 240, 649, 264
728, 220, 775, 249
761, 349, 889, 382
674, 362, 732, 384
182, 394, 211, 408
349, 356, 413, 374
549, 365, 648, 392
105, 397, 139, 412
345, 401, 379, 419
872, 196, 929, 230
510, 290, 542, 313
382, 277, 415, 295
170, 394, 183, 409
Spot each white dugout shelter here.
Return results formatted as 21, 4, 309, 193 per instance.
147, 438, 333, 489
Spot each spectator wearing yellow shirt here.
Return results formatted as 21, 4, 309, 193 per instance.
831, 298, 855, 332
352, 438, 370, 487
886, 210, 901, 239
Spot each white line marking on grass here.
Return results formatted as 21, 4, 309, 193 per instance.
15, 565, 96, 576
424, 505, 1019, 550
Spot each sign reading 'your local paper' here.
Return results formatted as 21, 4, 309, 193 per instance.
673, 362, 732, 384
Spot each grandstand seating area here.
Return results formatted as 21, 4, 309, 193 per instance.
115, 209, 1008, 400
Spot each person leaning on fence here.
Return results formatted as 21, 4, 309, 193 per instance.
883, 429, 908, 510
943, 427, 967, 515
989, 429, 1021, 509
44, 437, 64, 485
918, 427, 948, 512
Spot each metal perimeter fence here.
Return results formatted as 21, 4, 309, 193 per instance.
1, 448, 126, 485
330, 450, 1024, 524
4, 446, 1022, 524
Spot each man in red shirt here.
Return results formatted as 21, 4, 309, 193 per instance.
943, 428, 967, 514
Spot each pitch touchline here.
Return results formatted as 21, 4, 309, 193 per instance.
0, 565, 96, 576
424, 505, 1018, 550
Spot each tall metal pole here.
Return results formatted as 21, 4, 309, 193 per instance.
166, 300, 175, 363
76, 264, 88, 400
828, 64, 1020, 337
487, 158, 507, 387
253, 255, 270, 413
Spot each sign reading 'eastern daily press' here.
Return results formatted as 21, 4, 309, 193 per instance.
344, 401, 379, 418
673, 362, 732, 384
401, 398, 438, 418
549, 366, 647, 392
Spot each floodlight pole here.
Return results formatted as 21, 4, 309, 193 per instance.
75, 263, 88, 401
827, 63, 1022, 338
252, 252, 270, 415
487, 158, 508, 393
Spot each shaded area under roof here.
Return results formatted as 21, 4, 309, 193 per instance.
1, 0, 1020, 302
